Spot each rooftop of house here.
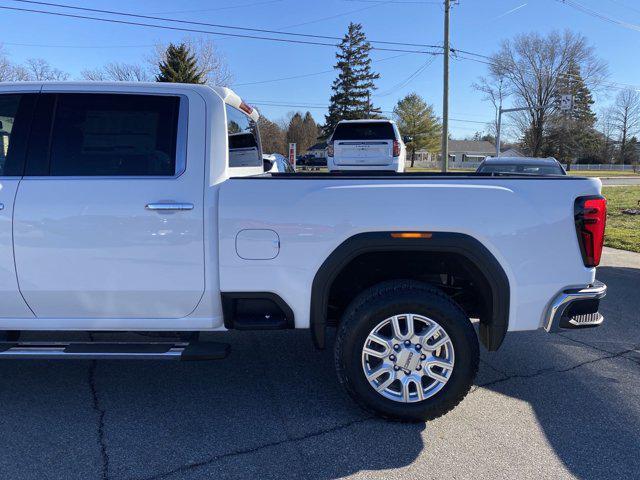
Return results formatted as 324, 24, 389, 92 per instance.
448, 140, 496, 153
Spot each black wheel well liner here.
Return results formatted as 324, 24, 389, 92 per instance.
310, 232, 510, 351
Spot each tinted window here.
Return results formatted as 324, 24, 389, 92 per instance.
332, 122, 396, 141
49, 94, 180, 176
226, 104, 261, 167
478, 164, 565, 175
0, 94, 35, 176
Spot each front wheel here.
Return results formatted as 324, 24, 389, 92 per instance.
334, 280, 479, 421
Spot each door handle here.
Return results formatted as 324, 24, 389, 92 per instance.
145, 203, 194, 211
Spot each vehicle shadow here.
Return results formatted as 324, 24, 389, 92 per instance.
0, 330, 428, 480
0, 266, 637, 479
477, 264, 640, 479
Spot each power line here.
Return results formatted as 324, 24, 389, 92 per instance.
1, 41, 154, 49
149, 0, 285, 15
555, 0, 640, 33
279, 0, 390, 30
10, 0, 444, 51
0, 4, 437, 55
342, 0, 442, 4
375, 55, 436, 96
234, 53, 409, 87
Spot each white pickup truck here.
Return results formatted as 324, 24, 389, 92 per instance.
0, 82, 607, 421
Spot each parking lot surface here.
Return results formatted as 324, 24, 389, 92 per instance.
1, 248, 638, 480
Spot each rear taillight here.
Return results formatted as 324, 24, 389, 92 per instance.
239, 101, 254, 115
574, 195, 607, 267
327, 142, 334, 157
393, 140, 400, 157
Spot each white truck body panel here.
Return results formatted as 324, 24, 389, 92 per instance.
0, 82, 601, 337
218, 177, 600, 332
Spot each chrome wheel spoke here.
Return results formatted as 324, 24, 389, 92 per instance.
409, 376, 424, 401
362, 313, 455, 404
404, 314, 416, 339
426, 358, 453, 371
366, 365, 392, 382
401, 377, 412, 402
426, 366, 449, 384
364, 332, 391, 358
390, 315, 405, 340
375, 373, 396, 392
419, 323, 439, 344
427, 333, 450, 351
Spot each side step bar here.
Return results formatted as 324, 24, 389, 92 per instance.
0, 341, 230, 361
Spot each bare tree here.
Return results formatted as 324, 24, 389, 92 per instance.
0, 45, 29, 81
24, 58, 69, 81
597, 106, 618, 164
81, 62, 151, 82
487, 30, 607, 155
473, 74, 511, 142
149, 37, 232, 86
611, 89, 640, 165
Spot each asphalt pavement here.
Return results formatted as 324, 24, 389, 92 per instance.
0, 247, 638, 480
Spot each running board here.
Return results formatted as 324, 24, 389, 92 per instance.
0, 341, 230, 361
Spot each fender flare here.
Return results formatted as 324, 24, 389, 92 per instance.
310, 231, 510, 351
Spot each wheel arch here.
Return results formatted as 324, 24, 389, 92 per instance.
310, 231, 510, 351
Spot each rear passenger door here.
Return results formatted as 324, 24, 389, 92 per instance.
0, 89, 38, 318
13, 90, 206, 320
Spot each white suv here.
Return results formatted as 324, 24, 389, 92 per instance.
327, 119, 406, 172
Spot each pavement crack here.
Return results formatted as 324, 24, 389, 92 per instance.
132, 416, 374, 480
473, 347, 639, 392
556, 333, 640, 365
88, 361, 110, 480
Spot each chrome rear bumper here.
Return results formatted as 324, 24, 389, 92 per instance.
544, 281, 607, 333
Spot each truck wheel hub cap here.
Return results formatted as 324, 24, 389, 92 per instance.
361, 314, 455, 403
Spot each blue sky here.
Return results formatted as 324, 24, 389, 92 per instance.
1, 0, 639, 137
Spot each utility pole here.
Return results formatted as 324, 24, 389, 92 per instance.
441, 0, 450, 172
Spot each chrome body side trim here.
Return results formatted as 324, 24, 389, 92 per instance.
544, 281, 607, 332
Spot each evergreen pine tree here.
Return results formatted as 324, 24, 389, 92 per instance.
286, 112, 305, 149
393, 93, 441, 167
323, 23, 380, 137
301, 112, 320, 152
156, 43, 205, 84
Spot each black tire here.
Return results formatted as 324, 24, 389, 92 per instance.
334, 280, 479, 421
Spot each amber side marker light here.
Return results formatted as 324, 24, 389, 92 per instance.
390, 232, 433, 239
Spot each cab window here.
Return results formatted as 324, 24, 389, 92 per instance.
0, 93, 36, 176
48, 94, 181, 176
226, 104, 261, 168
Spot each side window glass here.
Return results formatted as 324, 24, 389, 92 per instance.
0, 94, 32, 176
226, 105, 261, 167
49, 94, 181, 176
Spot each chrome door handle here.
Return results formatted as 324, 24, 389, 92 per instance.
145, 203, 194, 211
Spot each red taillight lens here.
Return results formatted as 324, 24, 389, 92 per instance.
239, 101, 254, 115
393, 140, 400, 157
574, 196, 607, 267
327, 142, 334, 157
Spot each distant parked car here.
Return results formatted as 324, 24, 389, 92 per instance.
476, 157, 567, 175
263, 153, 295, 173
327, 119, 407, 172
302, 154, 327, 168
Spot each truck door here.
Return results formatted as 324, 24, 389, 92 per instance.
13, 91, 206, 320
0, 90, 38, 319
